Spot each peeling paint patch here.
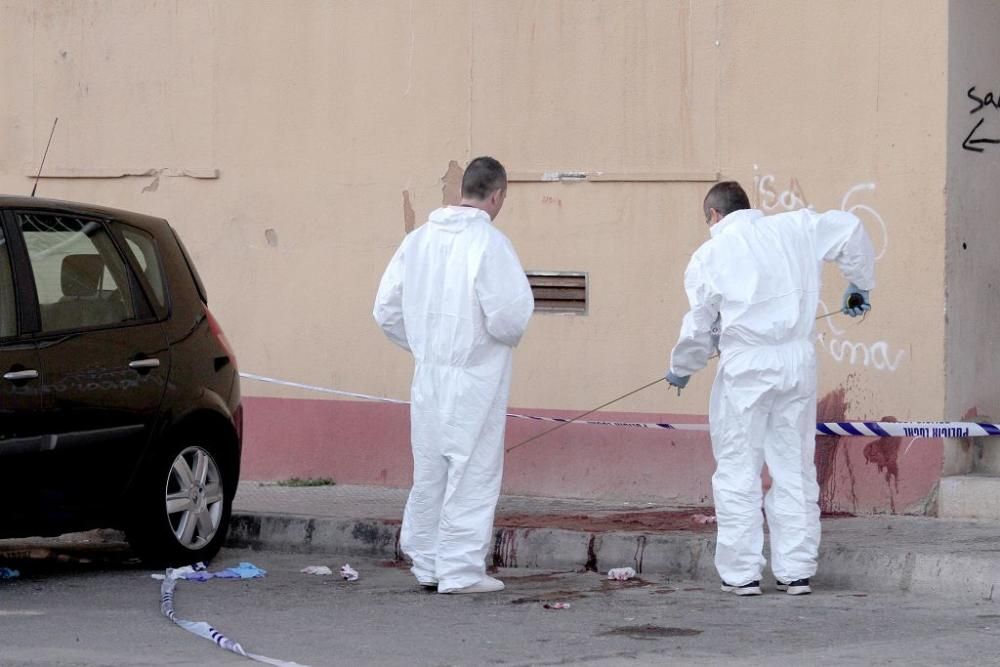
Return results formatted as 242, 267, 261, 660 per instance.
402, 190, 416, 233
441, 160, 462, 206
141, 173, 160, 193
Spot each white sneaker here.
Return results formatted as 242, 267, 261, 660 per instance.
439, 576, 505, 594
720, 580, 762, 596
776, 578, 812, 595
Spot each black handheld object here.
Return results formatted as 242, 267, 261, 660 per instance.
847, 292, 866, 310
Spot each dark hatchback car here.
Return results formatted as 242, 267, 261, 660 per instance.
0, 196, 241, 566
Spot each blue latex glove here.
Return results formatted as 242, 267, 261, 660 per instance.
665, 370, 690, 395
841, 283, 871, 317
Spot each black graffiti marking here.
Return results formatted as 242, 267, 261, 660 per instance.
968, 86, 1000, 114
963, 117, 1000, 153
963, 87, 1000, 153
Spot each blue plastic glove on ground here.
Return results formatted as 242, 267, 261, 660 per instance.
841, 283, 871, 317
217, 562, 267, 579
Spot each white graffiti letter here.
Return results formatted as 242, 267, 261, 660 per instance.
840, 182, 889, 260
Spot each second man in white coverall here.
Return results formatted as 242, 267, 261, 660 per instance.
374, 157, 534, 594
666, 181, 875, 596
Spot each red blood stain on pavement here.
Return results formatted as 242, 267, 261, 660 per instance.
494, 508, 852, 533
496, 510, 718, 533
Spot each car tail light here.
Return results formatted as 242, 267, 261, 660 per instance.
205, 306, 238, 371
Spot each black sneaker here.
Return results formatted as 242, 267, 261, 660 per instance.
776, 578, 812, 595
720, 580, 762, 596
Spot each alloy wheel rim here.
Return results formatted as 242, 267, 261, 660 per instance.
165, 446, 225, 550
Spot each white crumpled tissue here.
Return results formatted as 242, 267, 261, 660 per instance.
300, 565, 334, 576
340, 564, 359, 581
607, 567, 637, 581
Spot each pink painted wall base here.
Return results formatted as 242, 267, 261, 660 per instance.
241, 396, 943, 515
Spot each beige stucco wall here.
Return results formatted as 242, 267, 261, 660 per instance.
711, 0, 949, 429
945, 0, 1000, 474
0, 1, 951, 440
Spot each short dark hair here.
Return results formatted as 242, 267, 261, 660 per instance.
461, 156, 507, 200
704, 181, 750, 218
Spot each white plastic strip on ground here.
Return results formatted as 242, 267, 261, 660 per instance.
239, 372, 1000, 438
160, 573, 309, 667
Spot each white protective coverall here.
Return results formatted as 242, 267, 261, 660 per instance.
669, 208, 875, 586
374, 205, 534, 591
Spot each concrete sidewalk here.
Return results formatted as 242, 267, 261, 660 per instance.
229, 482, 1000, 602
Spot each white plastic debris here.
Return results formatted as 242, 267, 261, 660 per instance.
340, 564, 359, 581
300, 566, 333, 576
160, 565, 200, 581
149, 561, 214, 582
607, 567, 637, 581
691, 513, 717, 525
543, 602, 571, 610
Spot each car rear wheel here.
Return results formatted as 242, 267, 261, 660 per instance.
127, 438, 234, 567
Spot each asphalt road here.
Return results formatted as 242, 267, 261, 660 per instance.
0, 541, 998, 666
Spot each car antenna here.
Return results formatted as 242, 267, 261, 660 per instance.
30, 117, 59, 197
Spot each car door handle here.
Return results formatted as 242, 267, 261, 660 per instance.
128, 359, 161, 370
3, 369, 39, 381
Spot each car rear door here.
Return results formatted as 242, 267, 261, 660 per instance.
0, 212, 46, 531
15, 209, 171, 519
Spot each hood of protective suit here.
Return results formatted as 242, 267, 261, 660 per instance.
710, 209, 764, 238
427, 206, 491, 233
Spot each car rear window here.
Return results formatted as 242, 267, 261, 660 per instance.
18, 212, 137, 333
120, 225, 167, 311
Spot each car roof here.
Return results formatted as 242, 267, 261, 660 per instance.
0, 195, 169, 232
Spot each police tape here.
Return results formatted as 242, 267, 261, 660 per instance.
160, 572, 309, 667
239, 372, 1000, 439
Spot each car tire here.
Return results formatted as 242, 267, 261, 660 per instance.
126, 436, 235, 568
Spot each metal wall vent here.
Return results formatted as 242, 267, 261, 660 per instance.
526, 271, 588, 314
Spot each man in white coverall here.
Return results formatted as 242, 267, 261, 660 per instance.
374, 157, 534, 594
666, 181, 875, 597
